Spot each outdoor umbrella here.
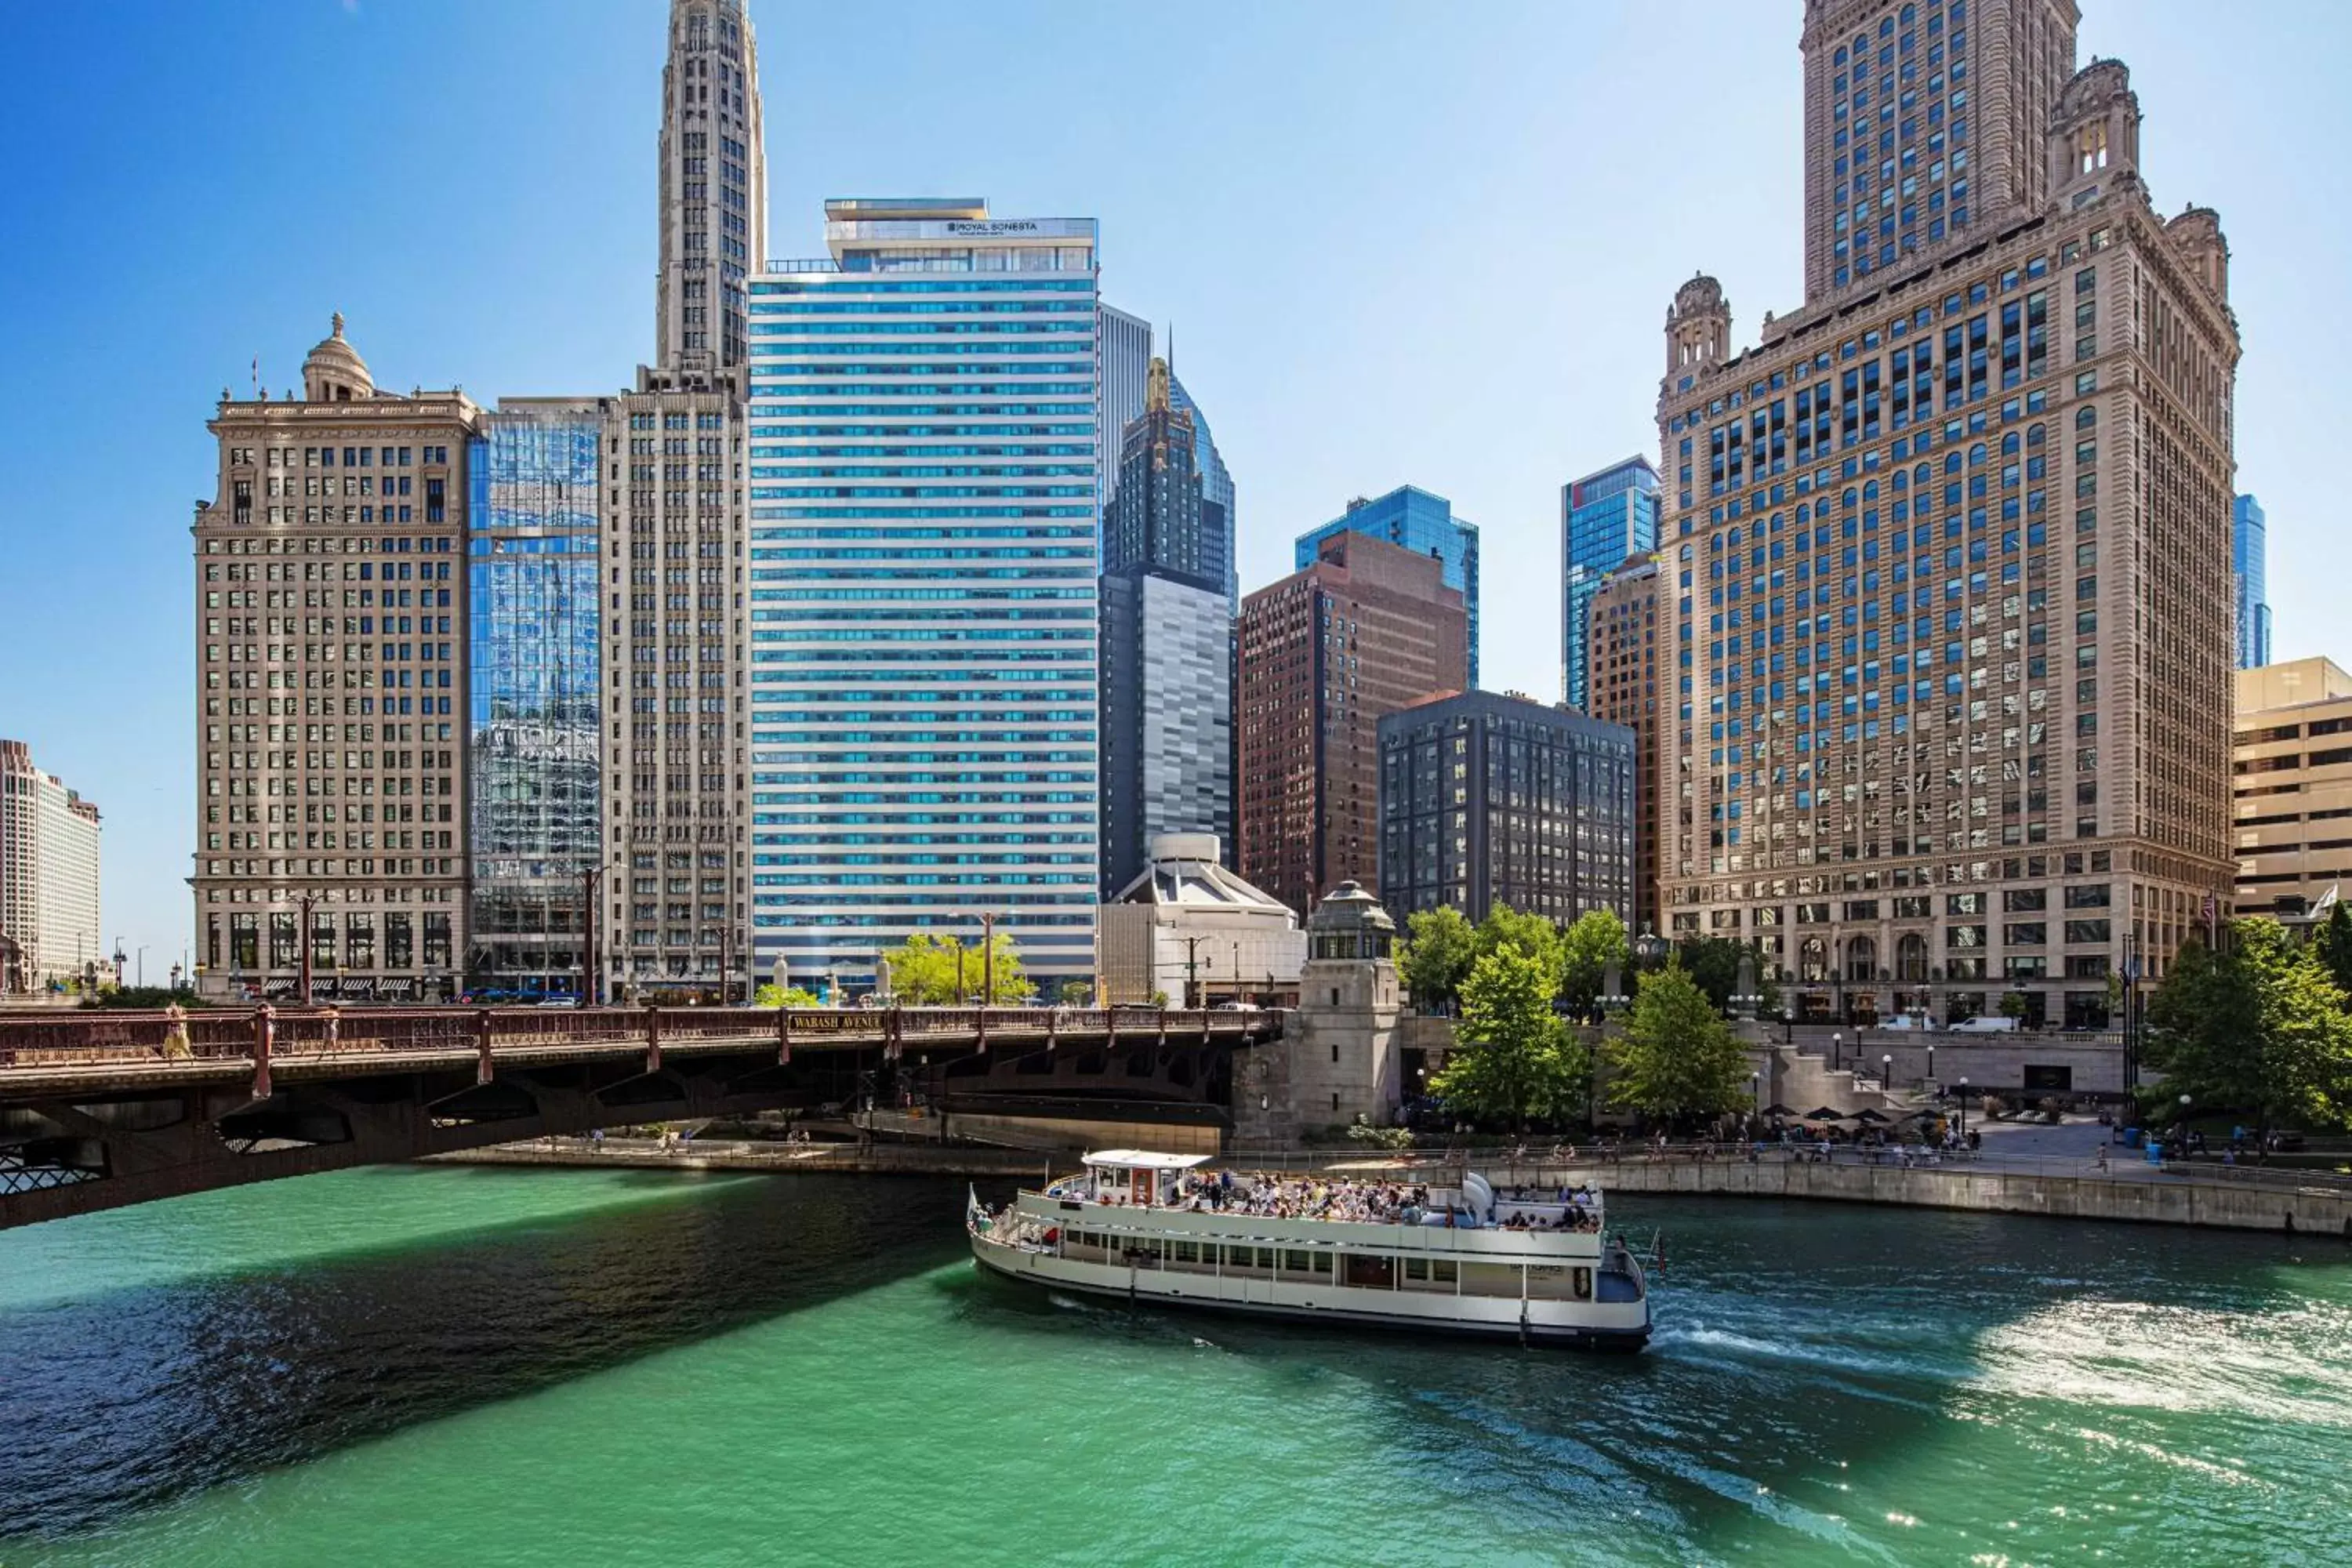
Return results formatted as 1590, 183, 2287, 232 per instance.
1851, 1108, 1891, 1124
1803, 1106, 1848, 1122
1761, 1104, 1796, 1119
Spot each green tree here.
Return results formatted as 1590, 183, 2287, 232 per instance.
1474, 903, 1566, 993
2315, 902, 2352, 998
1672, 935, 1780, 1014
1603, 961, 1751, 1123
754, 984, 825, 1009
1559, 909, 1630, 1014
1399, 906, 1479, 1012
2145, 919, 2352, 1135
1999, 989, 2031, 1019
1429, 946, 1588, 1131
879, 931, 1036, 1005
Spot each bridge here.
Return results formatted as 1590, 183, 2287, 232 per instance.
0, 1004, 1280, 1229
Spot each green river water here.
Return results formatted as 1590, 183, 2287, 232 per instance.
1, 1165, 2346, 1566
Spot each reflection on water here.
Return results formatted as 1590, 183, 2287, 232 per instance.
2, 1174, 2347, 1566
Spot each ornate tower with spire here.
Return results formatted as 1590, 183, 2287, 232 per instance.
655, 0, 767, 379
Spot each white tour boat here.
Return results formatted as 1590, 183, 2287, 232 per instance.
967, 1149, 1650, 1352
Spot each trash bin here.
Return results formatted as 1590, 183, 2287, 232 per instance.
2143, 1140, 2165, 1166
2122, 1127, 2143, 1149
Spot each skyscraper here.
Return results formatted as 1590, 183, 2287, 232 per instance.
2234, 492, 2270, 670
1377, 691, 1635, 927
596, 0, 767, 1001
746, 198, 1103, 991
0, 739, 100, 996
1657, 5, 2239, 1033
1295, 486, 1479, 684
1586, 555, 1663, 932
1098, 304, 1152, 517
655, 0, 767, 377
1169, 373, 1238, 611
193, 318, 481, 1003
1560, 456, 1659, 710
1100, 358, 1232, 896
1237, 533, 1468, 916
467, 400, 604, 1000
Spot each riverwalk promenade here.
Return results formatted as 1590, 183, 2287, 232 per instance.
439, 1119, 2352, 1236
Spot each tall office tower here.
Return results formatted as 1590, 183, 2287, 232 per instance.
598, 381, 750, 1002
2232, 659, 2352, 919
746, 199, 1103, 992
1560, 456, 1660, 710
1802, 0, 2078, 302
467, 401, 604, 1000
1100, 358, 1232, 896
1098, 305, 1152, 516
1169, 374, 1238, 611
655, 0, 767, 377
193, 318, 480, 1003
2234, 493, 2270, 670
1377, 691, 1635, 926
1587, 556, 1663, 932
0, 739, 101, 995
1237, 533, 1468, 916
1657, 16, 2239, 1033
1295, 486, 1479, 685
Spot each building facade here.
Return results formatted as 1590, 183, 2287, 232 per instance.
1100, 358, 1232, 896
655, 0, 766, 377
0, 739, 101, 995
2232, 658, 2352, 920
1295, 486, 1479, 686
1098, 303, 1152, 517
1097, 832, 1304, 1006
194, 318, 479, 1002
1657, 13, 2239, 1033
2234, 492, 2270, 671
467, 400, 604, 999
1377, 691, 1635, 927
1237, 532, 1468, 917
1561, 456, 1661, 710
746, 198, 1102, 991
1586, 556, 1664, 932
1168, 374, 1238, 611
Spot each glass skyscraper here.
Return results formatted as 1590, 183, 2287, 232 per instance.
1169, 373, 1237, 611
745, 199, 1102, 990
1559, 456, 1660, 711
1294, 486, 1479, 684
466, 399, 603, 998
2234, 492, 2270, 670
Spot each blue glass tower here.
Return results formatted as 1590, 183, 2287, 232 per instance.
1168, 373, 1236, 612
2234, 492, 2270, 670
1294, 486, 1478, 684
466, 399, 603, 998
1559, 456, 1659, 711
745, 199, 1102, 989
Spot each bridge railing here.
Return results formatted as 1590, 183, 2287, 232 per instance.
0, 1002, 1274, 1072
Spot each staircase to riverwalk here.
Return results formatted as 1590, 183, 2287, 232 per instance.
1765, 1040, 1911, 1116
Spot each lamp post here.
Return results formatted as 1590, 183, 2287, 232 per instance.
1956, 1075, 1969, 1138
2176, 1092, 2192, 1156
1831, 1029, 1842, 1073
1926, 1040, 1936, 1092
1880, 1052, 1892, 1092
1750, 1070, 1761, 1116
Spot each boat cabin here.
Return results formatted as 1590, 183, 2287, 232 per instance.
1080, 1149, 1211, 1208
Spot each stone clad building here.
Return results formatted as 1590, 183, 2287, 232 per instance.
0, 739, 101, 994
1654, 2, 2238, 1031
1586, 556, 1663, 932
2233, 659, 2352, 922
194, 319, 481, 1001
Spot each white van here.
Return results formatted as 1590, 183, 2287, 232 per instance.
1947, 1015, 2020, 1033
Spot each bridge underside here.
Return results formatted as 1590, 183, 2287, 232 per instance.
0, 1025, 1255, 1229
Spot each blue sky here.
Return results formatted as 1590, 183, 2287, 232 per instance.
0, 0, 2336, 972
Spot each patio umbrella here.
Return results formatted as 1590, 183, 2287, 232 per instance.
1761, 1104, 1796, 1119
1803, 1106, 1848, 1122
1851, 1108, 1892, 1124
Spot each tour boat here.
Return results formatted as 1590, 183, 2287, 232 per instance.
967, 1149, 1651, 1352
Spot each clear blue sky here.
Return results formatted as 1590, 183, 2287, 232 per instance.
0, 0, 2336, 974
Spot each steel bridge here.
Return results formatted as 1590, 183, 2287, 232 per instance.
0, 1004, 1280, 1229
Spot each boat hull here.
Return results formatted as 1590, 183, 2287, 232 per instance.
970, 1232, 1650, 1353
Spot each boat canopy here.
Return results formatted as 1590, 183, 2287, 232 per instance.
1083, 1149, 1214, 1172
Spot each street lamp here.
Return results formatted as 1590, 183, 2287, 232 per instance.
1956, 1075, 1969, 1138
1750, 1070, 1761, 1116
2177, 1092, 2192, 1153
1926, 1040, 1935, 1091
1831, 1030, 1842, 1072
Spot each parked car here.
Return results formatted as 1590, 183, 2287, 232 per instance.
1946, 1015, 2020, 1033
535, 996, 580, 1008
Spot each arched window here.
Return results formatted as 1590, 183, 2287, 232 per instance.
1896, 932, 1929, 982
1846, 935, 1878, 983
1800, 937, 1829, 983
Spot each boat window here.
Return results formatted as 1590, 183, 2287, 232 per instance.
1432, 1260, 1459, 1285
1254, 1247, 1276, 1270
1282, 1250, 1314, 1274
1173, 1240, 1198, 1265
1573, 1267, 1592, 1301
1403, 1258, 1430, 1282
